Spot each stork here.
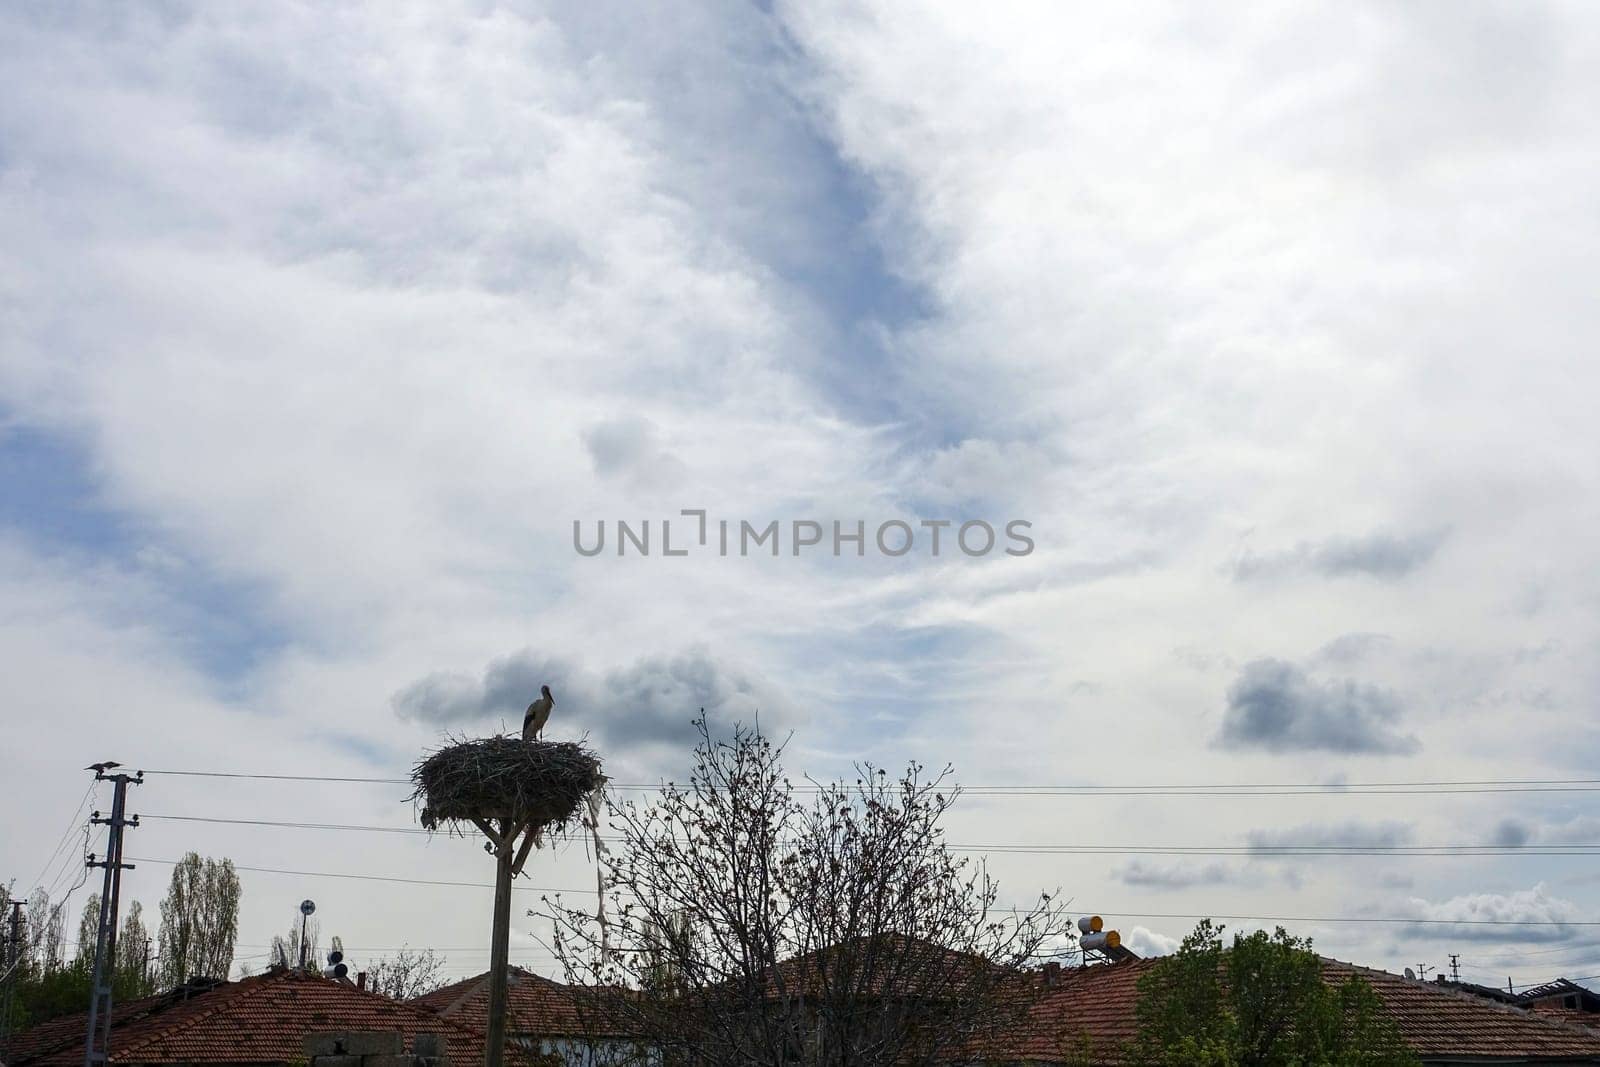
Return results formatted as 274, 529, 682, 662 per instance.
522, 685, 554, 742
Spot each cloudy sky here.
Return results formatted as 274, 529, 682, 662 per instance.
3, 2, 1600, 990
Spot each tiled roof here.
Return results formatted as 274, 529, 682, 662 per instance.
412, 966, 633, 1039
1527, 1005, 1600, 1030
998, 958, 1152, 1063
1325, 960, 1600, 1060
761, 934, 1001, 1001
2, 988, 190, 1065
9, 969, 480, 1065
994, 956, 1600, 1064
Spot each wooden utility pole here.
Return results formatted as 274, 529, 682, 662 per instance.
474, 815, 540, 1067
409, 732, 602, 1067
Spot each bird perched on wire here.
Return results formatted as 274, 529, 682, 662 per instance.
522, 685, 554, 742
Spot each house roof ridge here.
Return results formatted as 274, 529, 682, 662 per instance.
1319, 957, 1600, 1044
414, 966, 549, 1014
103, 971, 269, 1060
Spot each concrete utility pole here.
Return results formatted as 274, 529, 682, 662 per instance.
1415, 963, 1433, 981
2, 897, 29, 1058
83, 764, 142, 1067
1449, 954, 1460, 982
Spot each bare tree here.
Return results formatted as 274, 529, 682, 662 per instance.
543, 717, 1071, 1067
15, 889, 65, 974
271, 915, 320, 971
74, 894, 101, 969
157, 853, 241, 984
364, 946, 449, 1000
36, 899, 66, 972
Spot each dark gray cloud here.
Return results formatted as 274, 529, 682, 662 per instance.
390, 650, 582, 726
1246, 819, 1414, 853
1233, 530, 1446, 582
1216, 658, 1421, 755
1114, 860, 1236, 889
391, 646, 797, 752
581, 416, 686, 487
1491, 819, 1533, 848
1315, 632, 1394, 665
1482, 814, 1600, 848
594, 650, 796, 746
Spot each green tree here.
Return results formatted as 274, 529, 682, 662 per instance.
0, 881, 149, 1035
157, 853, 241, 984
74, 894, 101, 968
116, 901, 154, 995
1129, 921, 1417, 1066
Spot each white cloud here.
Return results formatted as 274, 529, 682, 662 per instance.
1124, 926, 1182, 959
3, 1, 1600, 985
1396, 884, 1588, 943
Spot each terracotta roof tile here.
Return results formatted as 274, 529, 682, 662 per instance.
1327, 960, 1600, 1060
411, 966, 631, 1039
762, 934, 1000, 1001
991, 956, 1600, 1064
10, 970, 480, 1065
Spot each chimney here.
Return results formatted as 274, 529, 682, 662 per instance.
1042, 962, 1062, 986
356, 972, 367, 991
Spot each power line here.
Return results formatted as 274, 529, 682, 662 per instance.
137, 768, 1600, 796
126, 857, 578, 893
134, 814, 1600, 856
141, 815, 430, 836
1086, 910, 1600, 929
1522, 972, 1600, 989
1461, 941, 1600, 963
25, 784, 96, 895
120, 855, 1600, 929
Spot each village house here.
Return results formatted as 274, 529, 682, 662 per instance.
1005, 956, 1600, 1066
12, 952, 1600, 1066
405, 946, 1600, 1066
411, 966, 644, 1067
1437, 976, 1600, 1032
2, 968, 480, 1066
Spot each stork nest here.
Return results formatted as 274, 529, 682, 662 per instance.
409, 736, 604, 833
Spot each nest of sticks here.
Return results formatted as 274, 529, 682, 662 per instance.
410, 735, 605, 833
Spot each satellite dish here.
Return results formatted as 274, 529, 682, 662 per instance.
1404, 967, 1416, 980
300, 899, 316, 916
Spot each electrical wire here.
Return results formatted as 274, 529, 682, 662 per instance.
25, 783, 96, 893
125, 856, 578, 894
119, 855, 1600, 929
137, 768, 1600, 796
133, 814, 1600, 857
